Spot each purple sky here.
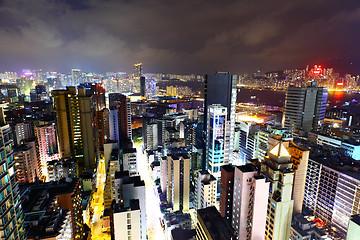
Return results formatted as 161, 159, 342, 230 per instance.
1, 0, 360, 74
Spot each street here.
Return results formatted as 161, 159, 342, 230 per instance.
90, 158, 110, 240
136, 145, 166, 240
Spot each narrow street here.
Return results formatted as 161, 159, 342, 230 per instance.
90, 158, 110, 240
136, 145, 166, 240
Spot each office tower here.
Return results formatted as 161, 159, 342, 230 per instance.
113, 200, 142, 240
52, 86, 97, 174
195, 170, 217, 210
220, 165, 235, 222
95, 108, 109, 150
164, 154, 190, 212
13, 122, 33, 145
237, 121, 260, 166
133, 63, 143, 78
283, 85, 328, 132
232, 164, 269, 240
261, 140, 294, 240
114, 171, 146, 240
14, 144, 40, 183
204, 73, 237, 163
122, 148, 137, 176
347, 215, 360, 240
71, 68, 81, 85
206, 105, 227, 181
109, 93, 132, 147
196, 206, 236, 240
34, 124, 58, 179
140, 76, 146, 99
0, 124, 24, 240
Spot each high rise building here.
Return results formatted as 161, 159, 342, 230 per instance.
206, 105, 227, 182
220, 165, 235, 222
14, 144, 40, 183
232, 164, 269, 240
71, 69, 81, 85
145, 78, 156, 99
194, 170, 217, 210
34, 124, 58, 179
95, 108, 109, 151
283, 85, 328, 132
13, 122, 33, 146
52, 86, 97, 174
140, 76, 146, 99
109, 93, 132, 148
237, 121, 260, 166
114, 171, 146, 240
145, 122, 158, 151
204, 73, 237, 164
163, 154, 190, 212
261, 140, 294, 240
0, 123, 24, 240
78, 82, 106, 111
122, 148, 137, 176
133, 63, 143, 78
113, 200, 142, 240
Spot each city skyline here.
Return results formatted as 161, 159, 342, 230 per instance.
1, 0, 360, 74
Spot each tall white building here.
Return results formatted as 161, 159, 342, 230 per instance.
122, 148, 138, 176
113, 200, 142, 240
145, 123, 158, 150
195, 170, 217, 210
114, 171, 146, 240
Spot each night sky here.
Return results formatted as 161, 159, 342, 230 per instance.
1, 0, 360, 74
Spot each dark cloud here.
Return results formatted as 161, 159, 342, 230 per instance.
0, 0, 360, 74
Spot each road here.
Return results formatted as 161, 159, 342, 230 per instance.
90, 158, 110, 240
136, 144, 166, 240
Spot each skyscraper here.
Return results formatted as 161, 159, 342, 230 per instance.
206, 105, 227, 182
140, 76, 146, 99
283, 85, 328, 133
261, 139, 294, 240
109, 93, 132, 148
164, 154, 190, 212
220, 165, 235, 222
71, 68, 81, 85
133, 63, 143, 78
52, 86, 97, 174
34, 123, 58, 179
231, 164, 269, 240
204, 73, 237, 165
0, 123, 24, 240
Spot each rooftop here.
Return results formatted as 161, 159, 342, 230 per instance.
197, 206, 236, 240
